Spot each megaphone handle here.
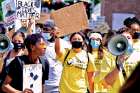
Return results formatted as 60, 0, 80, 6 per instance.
115, 56, 127, 80
122, 68, 127, 80
0, 53, 5, 58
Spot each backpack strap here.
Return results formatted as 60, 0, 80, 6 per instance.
86, 51, 89, 71
17, 56, 24, 66
64, 50, 70, 63
39, 56, 47, 72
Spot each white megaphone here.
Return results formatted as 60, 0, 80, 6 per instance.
0, 34, 11, 53
108, 35, 129, 56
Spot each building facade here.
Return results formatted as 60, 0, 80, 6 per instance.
101, 0, 140, 30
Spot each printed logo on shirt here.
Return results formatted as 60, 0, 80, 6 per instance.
65, 56, 88, 70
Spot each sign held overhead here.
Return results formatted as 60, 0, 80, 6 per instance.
50, 2, 88, 36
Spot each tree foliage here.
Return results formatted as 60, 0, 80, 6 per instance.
0, 0, 4, 21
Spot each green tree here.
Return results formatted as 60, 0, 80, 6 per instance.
0, 0, 4, 21
91, 0, 101, 5
94, 0, 101, 5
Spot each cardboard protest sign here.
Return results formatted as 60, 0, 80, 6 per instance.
36, 13, 50, 24
2, 0, 16, 27
23, 64, 42, 93
50, 2, 88, 36
92, 22, 110, 33
16, 0, 41, 20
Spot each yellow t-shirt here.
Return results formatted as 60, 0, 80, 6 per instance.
93, 47, 139, 93
57, 49, 96, 93
110, 55, 139, 93
93, 49, 117, 93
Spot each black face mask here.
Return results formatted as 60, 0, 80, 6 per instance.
13, 42, 25, 52
72, 41, 82, 48
133, 32, 140, 39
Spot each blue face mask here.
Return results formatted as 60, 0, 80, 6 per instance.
126, 44, 133, 55
42, 33, 52, 41
90, 39, 101, 49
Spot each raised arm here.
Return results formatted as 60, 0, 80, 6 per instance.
54, 29, 64, 57
27, 18, 34, 35
55, 37, 62, 56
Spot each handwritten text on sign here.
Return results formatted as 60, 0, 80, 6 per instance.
16, 0, 41, 19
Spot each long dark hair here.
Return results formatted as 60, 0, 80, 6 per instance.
102, 31, 116, 47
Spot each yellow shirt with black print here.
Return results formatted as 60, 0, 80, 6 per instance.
56, 48, 96, 93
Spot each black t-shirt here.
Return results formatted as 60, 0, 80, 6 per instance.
8, 55, 49, 91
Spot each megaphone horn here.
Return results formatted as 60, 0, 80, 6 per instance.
0, 34, 11, 53
107, 35, 128, 56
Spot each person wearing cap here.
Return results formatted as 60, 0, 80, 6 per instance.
43, 19, 71, 93
87, 32, 117, 93
42, 19, 56, 42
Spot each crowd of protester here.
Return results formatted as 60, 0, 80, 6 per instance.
0, 1, 140, 93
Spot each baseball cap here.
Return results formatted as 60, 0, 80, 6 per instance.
43, 19, 55, 29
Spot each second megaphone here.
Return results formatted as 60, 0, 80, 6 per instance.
0, 34, 11, 53
108, 35, 129, 56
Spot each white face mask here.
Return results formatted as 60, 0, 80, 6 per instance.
42, 33, 52, 41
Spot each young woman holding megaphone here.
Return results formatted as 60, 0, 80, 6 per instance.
100, 31, 137, 93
